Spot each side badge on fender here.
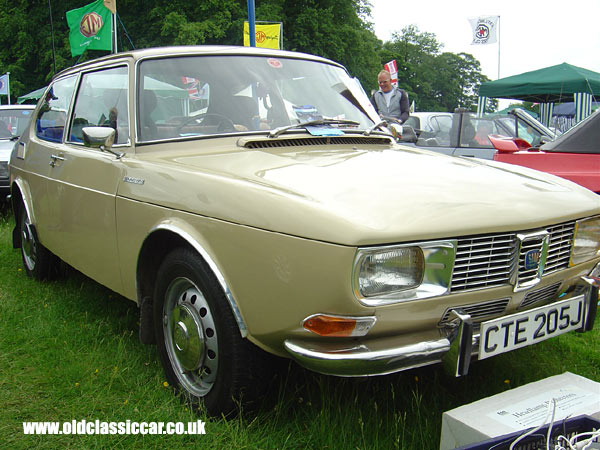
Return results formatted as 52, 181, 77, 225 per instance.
123, 176, 145, 185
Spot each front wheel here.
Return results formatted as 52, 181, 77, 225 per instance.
153, 248, 269, 416
19, 205, 58, 280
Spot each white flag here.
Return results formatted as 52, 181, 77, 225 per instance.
468, 16, 499, 45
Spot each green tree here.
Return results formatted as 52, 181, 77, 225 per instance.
0, 0, 489, 111
379, 25, 490, 112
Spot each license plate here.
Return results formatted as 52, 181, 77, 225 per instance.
479, 295, 585, 360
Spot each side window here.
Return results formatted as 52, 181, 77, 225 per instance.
470, 119, 495, 148
69, 66, 129, 145
35, 76, 77, 143
431, 115, 452, 146
516, 118, 542, 146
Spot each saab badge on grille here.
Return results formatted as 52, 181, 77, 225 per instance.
514, 230, 550, 292
524, 249, 541, 270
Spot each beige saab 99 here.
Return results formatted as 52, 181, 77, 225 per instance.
9, 46, 600, 416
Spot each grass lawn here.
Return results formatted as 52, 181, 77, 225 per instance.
0, 207, 598, 449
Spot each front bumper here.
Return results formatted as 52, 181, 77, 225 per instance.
284, 278, 598, 377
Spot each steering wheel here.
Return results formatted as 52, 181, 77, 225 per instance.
176, 112, 236, 134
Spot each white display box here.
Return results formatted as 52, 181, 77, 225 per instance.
440, 372, 600, 450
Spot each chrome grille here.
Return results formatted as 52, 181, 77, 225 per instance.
242, 136, 391, 149
519, 282, 561, 309
0, 161, 8, 178
440, 298, 510, 324
545, 222, 575, 273
450, 221, 575, 293
451, 233, 516, 292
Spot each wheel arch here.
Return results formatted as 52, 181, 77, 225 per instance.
10, 179, 34, 249
136, 224, 248, 340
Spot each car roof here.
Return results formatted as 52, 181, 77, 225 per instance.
541, 109, 600, 154
53, 45, 343, 80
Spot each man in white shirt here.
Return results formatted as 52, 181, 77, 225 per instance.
370, 70, 410, 123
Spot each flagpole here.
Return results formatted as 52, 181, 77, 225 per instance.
6, 72, 10, 105
248, 0, 256, 47
497, 16, 501, 79
48, 0, 57, 75
112, 12, 117, 53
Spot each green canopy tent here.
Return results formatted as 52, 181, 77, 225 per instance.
478, 63, 600, 126
17, 86, 47, 104
16, 77, 189, 105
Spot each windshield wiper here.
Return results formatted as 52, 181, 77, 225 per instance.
363, 120, 390, 136
363, 116, 403, 136
269, 119, 359, 138
9, 135, 20, 141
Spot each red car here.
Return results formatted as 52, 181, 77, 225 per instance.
492, 111, 600, 194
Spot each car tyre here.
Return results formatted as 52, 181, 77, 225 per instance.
153, 247, 269, 417
19, 205, 58, 280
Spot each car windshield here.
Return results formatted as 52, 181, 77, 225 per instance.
137, 55, 377, 141
0, 108, 33, 139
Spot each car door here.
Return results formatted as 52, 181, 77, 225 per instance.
452, 115, 497, 160
44, 65, 131, 293
24, 76, 78, 245
411, 114, 456, 156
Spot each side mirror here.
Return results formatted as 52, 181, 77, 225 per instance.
82, 126, 123, 159
488, 134, 532, 153
82, 126, 115, 148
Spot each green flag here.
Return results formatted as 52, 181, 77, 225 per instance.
66, 0, 112, 57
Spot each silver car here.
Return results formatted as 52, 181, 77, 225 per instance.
403, 108, 558, 159
0, 105, 35, 199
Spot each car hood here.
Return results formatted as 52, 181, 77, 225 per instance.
127, 141, 600, 246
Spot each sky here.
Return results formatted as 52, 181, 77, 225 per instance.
370, 0, 600, 84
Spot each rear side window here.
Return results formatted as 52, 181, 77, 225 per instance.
516, 118, 543, 147
35, 76, 77, 143
69, 66, 129, 145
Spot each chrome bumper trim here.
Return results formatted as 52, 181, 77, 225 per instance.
284, 277, 597, 378
284, 336, 453, 377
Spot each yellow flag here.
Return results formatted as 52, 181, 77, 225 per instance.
103, 0, 116, 14
243, 22, 281, 49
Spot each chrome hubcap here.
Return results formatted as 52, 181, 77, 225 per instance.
163, 278, 219, 397
21, 217, 37, 270
170, 303, 205, 371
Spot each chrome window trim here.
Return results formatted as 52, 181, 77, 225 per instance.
132, 52, 352, 145
65, 63, 132, 148
34, 73, 80, 145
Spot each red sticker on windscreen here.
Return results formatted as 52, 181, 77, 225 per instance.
267, 58, 282, 69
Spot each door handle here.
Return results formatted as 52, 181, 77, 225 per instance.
49, 154, 65, 167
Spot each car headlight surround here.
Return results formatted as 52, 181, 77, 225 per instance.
570, 216, 600, 266
353, 239, 457, 306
